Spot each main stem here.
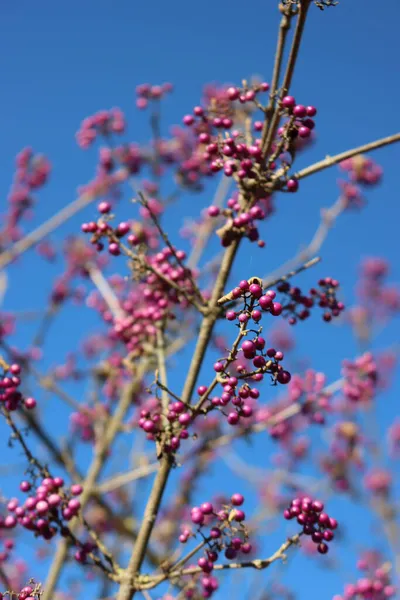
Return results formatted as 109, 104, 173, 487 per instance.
116, 241, 240, 600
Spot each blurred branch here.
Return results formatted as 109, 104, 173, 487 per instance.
0, 191, 94, 270
187, 173, 231, 270
87, 263, 126, 320
96, 463, 160, 494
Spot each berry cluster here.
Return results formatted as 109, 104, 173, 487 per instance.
208, 198, 268, 248
224, 278, 283, 320
180, 494, 251, 598
338, 155, 383, 209
82, 203, 199, 314
283, 496, 337, 554
0, 363, 36, 410
340, 155, 382, 187
76, 108, 126, 148
1, 477, 83, 540
0, 537, 14, 563
333, 564, 396, 599
2, 148, 51, 252
81, 200, 132, 255
278, 96, 317, 139
363, 469, 392, 497
135, 82, 173, 109
138, 399, 188, 453
0, 582, 42, 600
276, 277, 345, 324
320, 421, 361, 493
356, 257, 400, 319
342, 352, 378, 403
289, 370, 330, 424
183, 81, 270, 132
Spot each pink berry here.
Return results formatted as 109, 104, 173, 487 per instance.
287, 178, 299, 192
207, 206, 220, 217
183, 115, 195, 126
282, 96, 296, 109
227, 87, 240, 100
270, 302, 283, 316
231, 493, 244, 506
24, 397, 36, 409
293, 105, 307, 117
98, 201, 111, 214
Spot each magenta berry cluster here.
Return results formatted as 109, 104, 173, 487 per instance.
0, 582, 42, 600
276, 276, 345, 324
138, 399, 188, 453
76, 108, 126, 148
0, 362, 36, 410
224, 278, 283, 322
135, 82, 173, 110
342, 352, 378, 403
284, 496, 337, 554
1, 477, 83, 541
278, 96, 317, 141
333, 563, 396, 599
289, 370, 330, 425
0, 537, 14, 564
81, 200, 132, 255
4, 147, 51, 248
209, 196, 269, 248
179, 494, 251, 598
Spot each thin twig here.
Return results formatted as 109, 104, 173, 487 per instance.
156, 327, 171, 422
262, 0, 311, 156
261, 195, 344, 285
140, 535, 301, 589
267, 6, 292, 112
187, 174, 231, 270
294, 132, 400, 181
136, 191, 204, 305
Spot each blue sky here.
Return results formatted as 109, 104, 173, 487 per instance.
0, 0, 399, 598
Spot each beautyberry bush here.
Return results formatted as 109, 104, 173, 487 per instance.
0, 2, 399, 600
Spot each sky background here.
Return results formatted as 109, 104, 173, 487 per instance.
0, 0, 399, 598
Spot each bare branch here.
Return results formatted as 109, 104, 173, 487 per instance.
294, 132, 400, 181
0, 191, 95, 270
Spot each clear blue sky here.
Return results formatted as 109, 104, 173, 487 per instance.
0, 1, 399, 598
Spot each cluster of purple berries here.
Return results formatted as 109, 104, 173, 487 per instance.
81, 200, 132, 255
333, 568, 396, 599
0, 537, 14, 563
1, 477, 83, 540
76, 108, 125, 148
208, 199, 267, 248
138, 399, 189, 453
284, 496, 337, 554
183, 82, 270, 131
180, 494, 251, 598
0, 363, 36, 410
342, 352, 378, 404
224, 279, 283, 321
135, 82, 173, 109
276, 277, 345, 324
0, 583, 41, 600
